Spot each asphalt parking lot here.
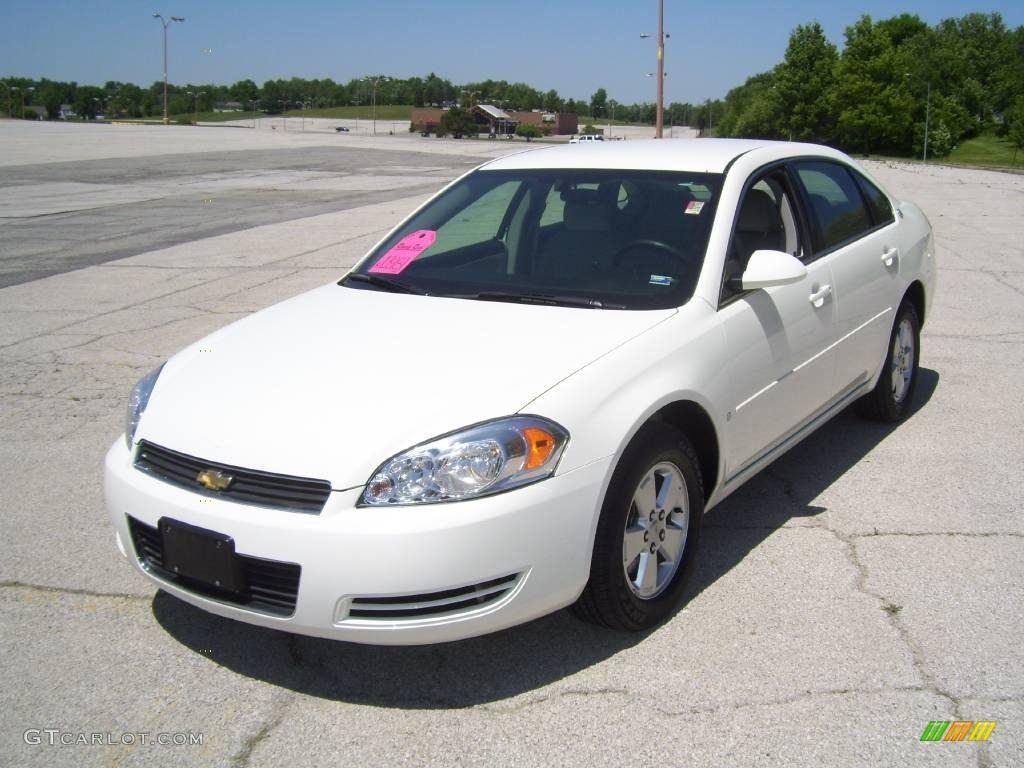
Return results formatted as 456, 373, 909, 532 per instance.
0, 120, 1021, 767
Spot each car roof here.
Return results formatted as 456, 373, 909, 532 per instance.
481, 138, 850, 175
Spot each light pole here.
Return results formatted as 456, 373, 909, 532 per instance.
187, 90, 205, 125
249, 98, 259, 129
21, 87, 34, 119
905, 73, 932, 163
153, 13, 185, 125
364, 76, 388, 135
922, 82, 931, 163
5, 84, 15, 119
640, 0, 667, 138
607, 99, 617, 138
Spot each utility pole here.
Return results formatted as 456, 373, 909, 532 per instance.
640, 1, 667, 139
656, 0, 664, 138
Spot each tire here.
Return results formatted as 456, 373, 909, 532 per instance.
573, 423, 704, 631
857, 300, 921, 422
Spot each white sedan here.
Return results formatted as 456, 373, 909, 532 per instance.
105, 139, 936, 644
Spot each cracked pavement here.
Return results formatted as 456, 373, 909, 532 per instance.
0, 122, 1021, 766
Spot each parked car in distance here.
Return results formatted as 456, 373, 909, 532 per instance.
106, 139, 936, 645
334, 126, 349, 133
570, 134, 604, 143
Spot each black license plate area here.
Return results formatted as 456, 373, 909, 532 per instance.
159, 517, 246, 595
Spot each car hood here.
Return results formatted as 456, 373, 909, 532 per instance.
137, 284, 674, 489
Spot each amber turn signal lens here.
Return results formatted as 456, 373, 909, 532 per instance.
523, 427, 556, 470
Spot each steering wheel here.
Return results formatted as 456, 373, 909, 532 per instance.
612, 239, 695, 275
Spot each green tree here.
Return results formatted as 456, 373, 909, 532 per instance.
716, 71, 780, 138
229, 79, 260, 107
774, 22, 838, 140
515, 123, 542, 141
590, 87, 608, 118
543, 89, 563, 112
73, 85, 106, 119
832, 16, 914, 154
439, 107, 477, 138
1008, 95, 1024, 162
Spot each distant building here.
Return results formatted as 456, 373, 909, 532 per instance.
410, 105, 578, 136
509, 110, 578, 136
59, 104, 77, 120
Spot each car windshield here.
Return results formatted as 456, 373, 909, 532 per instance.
345, 168, 723, 310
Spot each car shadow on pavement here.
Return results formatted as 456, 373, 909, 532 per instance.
152, 368, 938, 709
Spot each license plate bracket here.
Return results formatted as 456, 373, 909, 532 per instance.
159, 517, 246, 595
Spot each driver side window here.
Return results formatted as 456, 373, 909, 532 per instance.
721, 172, 800, 304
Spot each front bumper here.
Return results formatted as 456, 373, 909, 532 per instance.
104, 439, 611, 645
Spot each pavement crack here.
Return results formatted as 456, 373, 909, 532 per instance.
229, 710, 286, 768
819, 523, 963, 716
0, 579, 151, 601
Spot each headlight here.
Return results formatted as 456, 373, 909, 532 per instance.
362, 416, 569, 506
125, 364, 164, 449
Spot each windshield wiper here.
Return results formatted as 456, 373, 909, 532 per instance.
471, 291, 625, 309
342, 273, 425, 295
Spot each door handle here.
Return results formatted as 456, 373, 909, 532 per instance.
881, 248, 899, 267
808, 284, 832, 308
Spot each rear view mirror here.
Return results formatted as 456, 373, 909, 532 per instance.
741, 250, 808, 290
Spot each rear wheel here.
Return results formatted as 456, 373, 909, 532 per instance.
573, 423, 703, 631
858, 300, 920, 422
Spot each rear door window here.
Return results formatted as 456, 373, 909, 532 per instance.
793, 161, 874, 254
852, 171, 896, 228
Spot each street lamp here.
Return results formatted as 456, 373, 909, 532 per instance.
5, 84, 16, 119
21, 86, 35, 119
187, 90, 205, 125
249, 98, 259, 129
153, 12, 185, 125
607, 99, 617, 138
904, 73, 932, 163
640, 0, 668, 138
363, 76, 388, 135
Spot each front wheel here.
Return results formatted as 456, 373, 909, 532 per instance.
858, 300, 921, 422
573, 424, 704, 631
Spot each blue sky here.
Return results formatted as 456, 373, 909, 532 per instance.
1, 1, 1021, 104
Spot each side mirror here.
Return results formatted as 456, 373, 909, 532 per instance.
740, 249, 808, 290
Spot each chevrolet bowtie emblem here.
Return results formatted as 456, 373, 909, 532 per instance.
196, 468, 233, 491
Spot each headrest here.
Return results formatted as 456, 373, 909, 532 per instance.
737, 189, 779, 233
564, 198, 610, 232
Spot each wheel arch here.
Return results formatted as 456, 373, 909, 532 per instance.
904, 279, 926, 325
647, 400, 720, 504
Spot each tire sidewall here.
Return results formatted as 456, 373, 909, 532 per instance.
885, 302, 921, 419
592, 424, 704, 629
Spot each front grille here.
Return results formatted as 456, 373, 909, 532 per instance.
347, 574, 520, 620
127, 516, 301, 617
134, 441, 331, 513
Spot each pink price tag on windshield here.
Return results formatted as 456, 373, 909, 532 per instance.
369, 230, 437, 274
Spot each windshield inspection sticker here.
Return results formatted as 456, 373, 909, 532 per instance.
649, 274, 674, 286
684, 200, 705, 215
369, 230, 437, 274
